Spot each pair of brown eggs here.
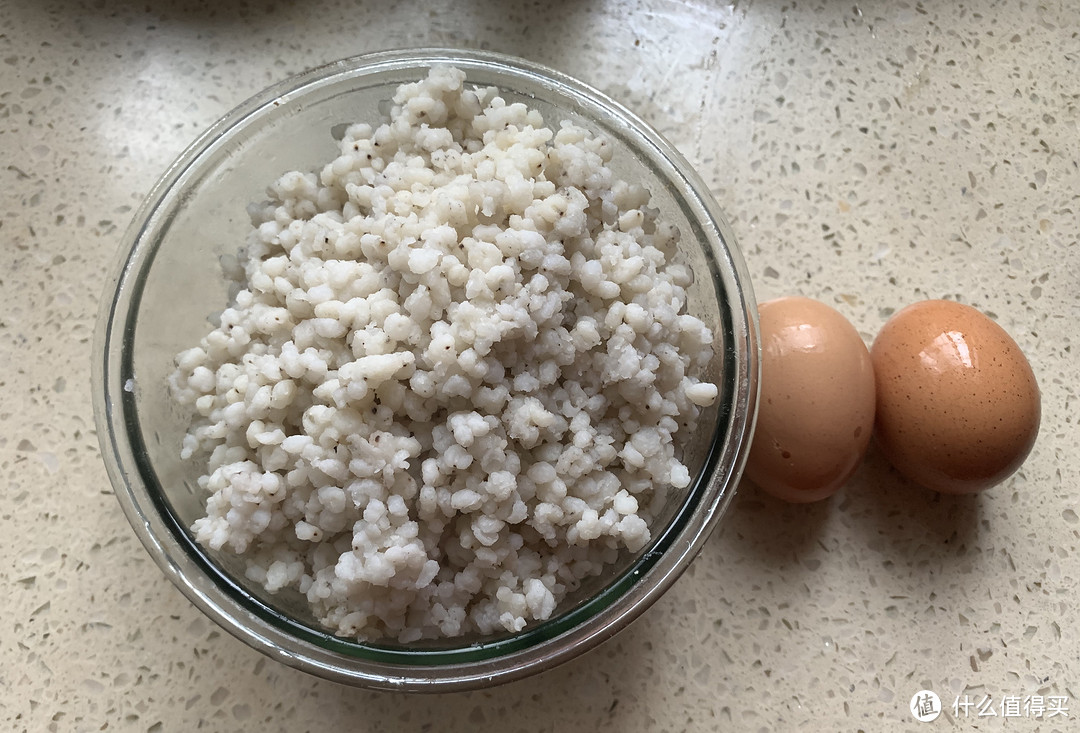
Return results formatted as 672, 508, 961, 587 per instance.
745, 296, 1041, 502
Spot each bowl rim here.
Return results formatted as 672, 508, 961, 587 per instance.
92, 46, 760, 691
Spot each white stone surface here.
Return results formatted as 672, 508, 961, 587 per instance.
1, 0, 1076, 730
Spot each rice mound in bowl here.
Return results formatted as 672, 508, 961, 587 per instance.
168, 66, 720, 644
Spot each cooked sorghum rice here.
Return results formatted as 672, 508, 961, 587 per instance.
169, 67, 718, 642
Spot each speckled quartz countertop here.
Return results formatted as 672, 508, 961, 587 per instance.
2, 0, 1077, 730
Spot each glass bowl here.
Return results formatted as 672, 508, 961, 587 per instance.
92, 48, 758, 691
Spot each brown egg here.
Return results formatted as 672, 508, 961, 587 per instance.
871, 299, 1040, 494
746, 296, 876, 502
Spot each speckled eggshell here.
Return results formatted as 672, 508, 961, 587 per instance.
871, 299, 1041, 494
745, 296, 876, 503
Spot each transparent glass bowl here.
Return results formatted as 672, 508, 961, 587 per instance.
92, 48, 758, 691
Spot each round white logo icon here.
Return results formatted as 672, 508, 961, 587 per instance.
910, 690, 942, 722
